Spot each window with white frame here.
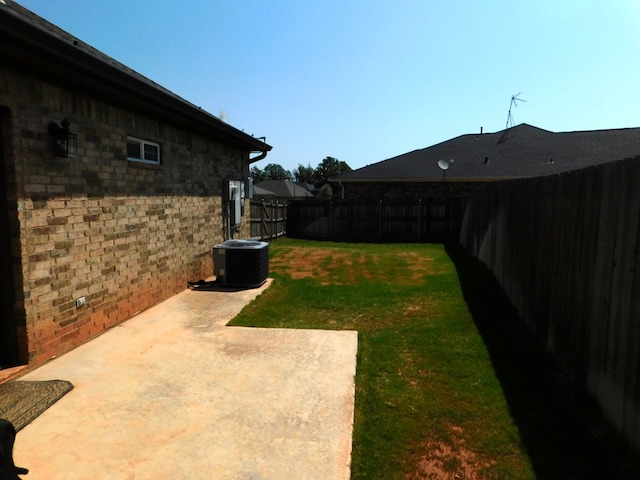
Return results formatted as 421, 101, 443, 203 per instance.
127, 137, 161, 165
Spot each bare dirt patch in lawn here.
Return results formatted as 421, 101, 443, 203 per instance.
269, 248, 350, 282
270, 247, 440, 285
406, 425, 495, 480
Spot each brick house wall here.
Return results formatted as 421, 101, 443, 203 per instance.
1, 67, 254, 367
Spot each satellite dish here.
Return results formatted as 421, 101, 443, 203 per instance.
437, 159, 450, 171
437, 159, 453, 182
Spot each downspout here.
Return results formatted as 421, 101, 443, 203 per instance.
250, 150, 268, 162
250, 136, 269, 162
244, 138, 268, 240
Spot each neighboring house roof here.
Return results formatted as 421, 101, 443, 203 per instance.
335, 124, 640, 183
0, 0, 271, 156
295, 181, 318, 194
253, 185, 276, 198
254, 180, 315, 199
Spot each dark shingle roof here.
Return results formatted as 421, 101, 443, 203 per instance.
254, 180, 314, 199
336, 124, 640, 182
0, 0, 271, 154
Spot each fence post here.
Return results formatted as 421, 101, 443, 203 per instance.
418, 198, 422, 243
261, 201, 267, 239
270, 201, 275, 240
379, 199, 383, 241
329, 200, 333, 240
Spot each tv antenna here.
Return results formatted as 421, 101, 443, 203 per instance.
505, 93, 526, 129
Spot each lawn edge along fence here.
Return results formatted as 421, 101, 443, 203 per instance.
460, 154, 640, 457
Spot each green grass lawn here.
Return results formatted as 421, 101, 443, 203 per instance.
230, 239, 638, 479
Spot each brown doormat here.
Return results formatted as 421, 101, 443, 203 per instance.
0, 380, 73, 431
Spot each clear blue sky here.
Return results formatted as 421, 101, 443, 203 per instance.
17, 0, 640, 173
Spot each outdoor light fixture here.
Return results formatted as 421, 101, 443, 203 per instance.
48, 117, 77, 158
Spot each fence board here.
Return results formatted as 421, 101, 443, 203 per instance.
250, 200, 287, 241
287, 198, 462, 243
614, 162, 640, 440
459, 155, 640, 457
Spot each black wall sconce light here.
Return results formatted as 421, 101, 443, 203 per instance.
48, 117, 77, 158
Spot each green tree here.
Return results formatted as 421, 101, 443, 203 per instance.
293, 163, 315, 183
313, 156, 352, 186
250, 165, 267, 183
263, 163, 293, 181
317, 183, 333, 199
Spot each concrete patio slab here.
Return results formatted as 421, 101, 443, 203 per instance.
13, 279, 358, 480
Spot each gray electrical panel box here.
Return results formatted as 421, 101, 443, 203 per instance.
227, 180, 242, 226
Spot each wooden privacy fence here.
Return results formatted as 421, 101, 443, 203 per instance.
249, 200, 287, 240
287, 198, 462, 243
459, 155, 640, 456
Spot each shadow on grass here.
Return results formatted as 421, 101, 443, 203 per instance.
445, 244, 640, 480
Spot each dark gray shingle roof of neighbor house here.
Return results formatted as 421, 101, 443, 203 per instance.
335, 124, 640, 183
254, 180, 314, 199
253, 185, 276, 198
0, 0, 271, 155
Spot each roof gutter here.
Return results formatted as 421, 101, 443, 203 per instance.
249, 137, 269, 163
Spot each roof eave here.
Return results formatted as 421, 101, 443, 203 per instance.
0, 5, 271, 153
333, 176, 527, 183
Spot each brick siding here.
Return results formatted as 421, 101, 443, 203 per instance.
2, 68, 253, 366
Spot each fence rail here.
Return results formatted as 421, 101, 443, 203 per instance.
249, 200, 287, 241
287, 198, 462, 243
